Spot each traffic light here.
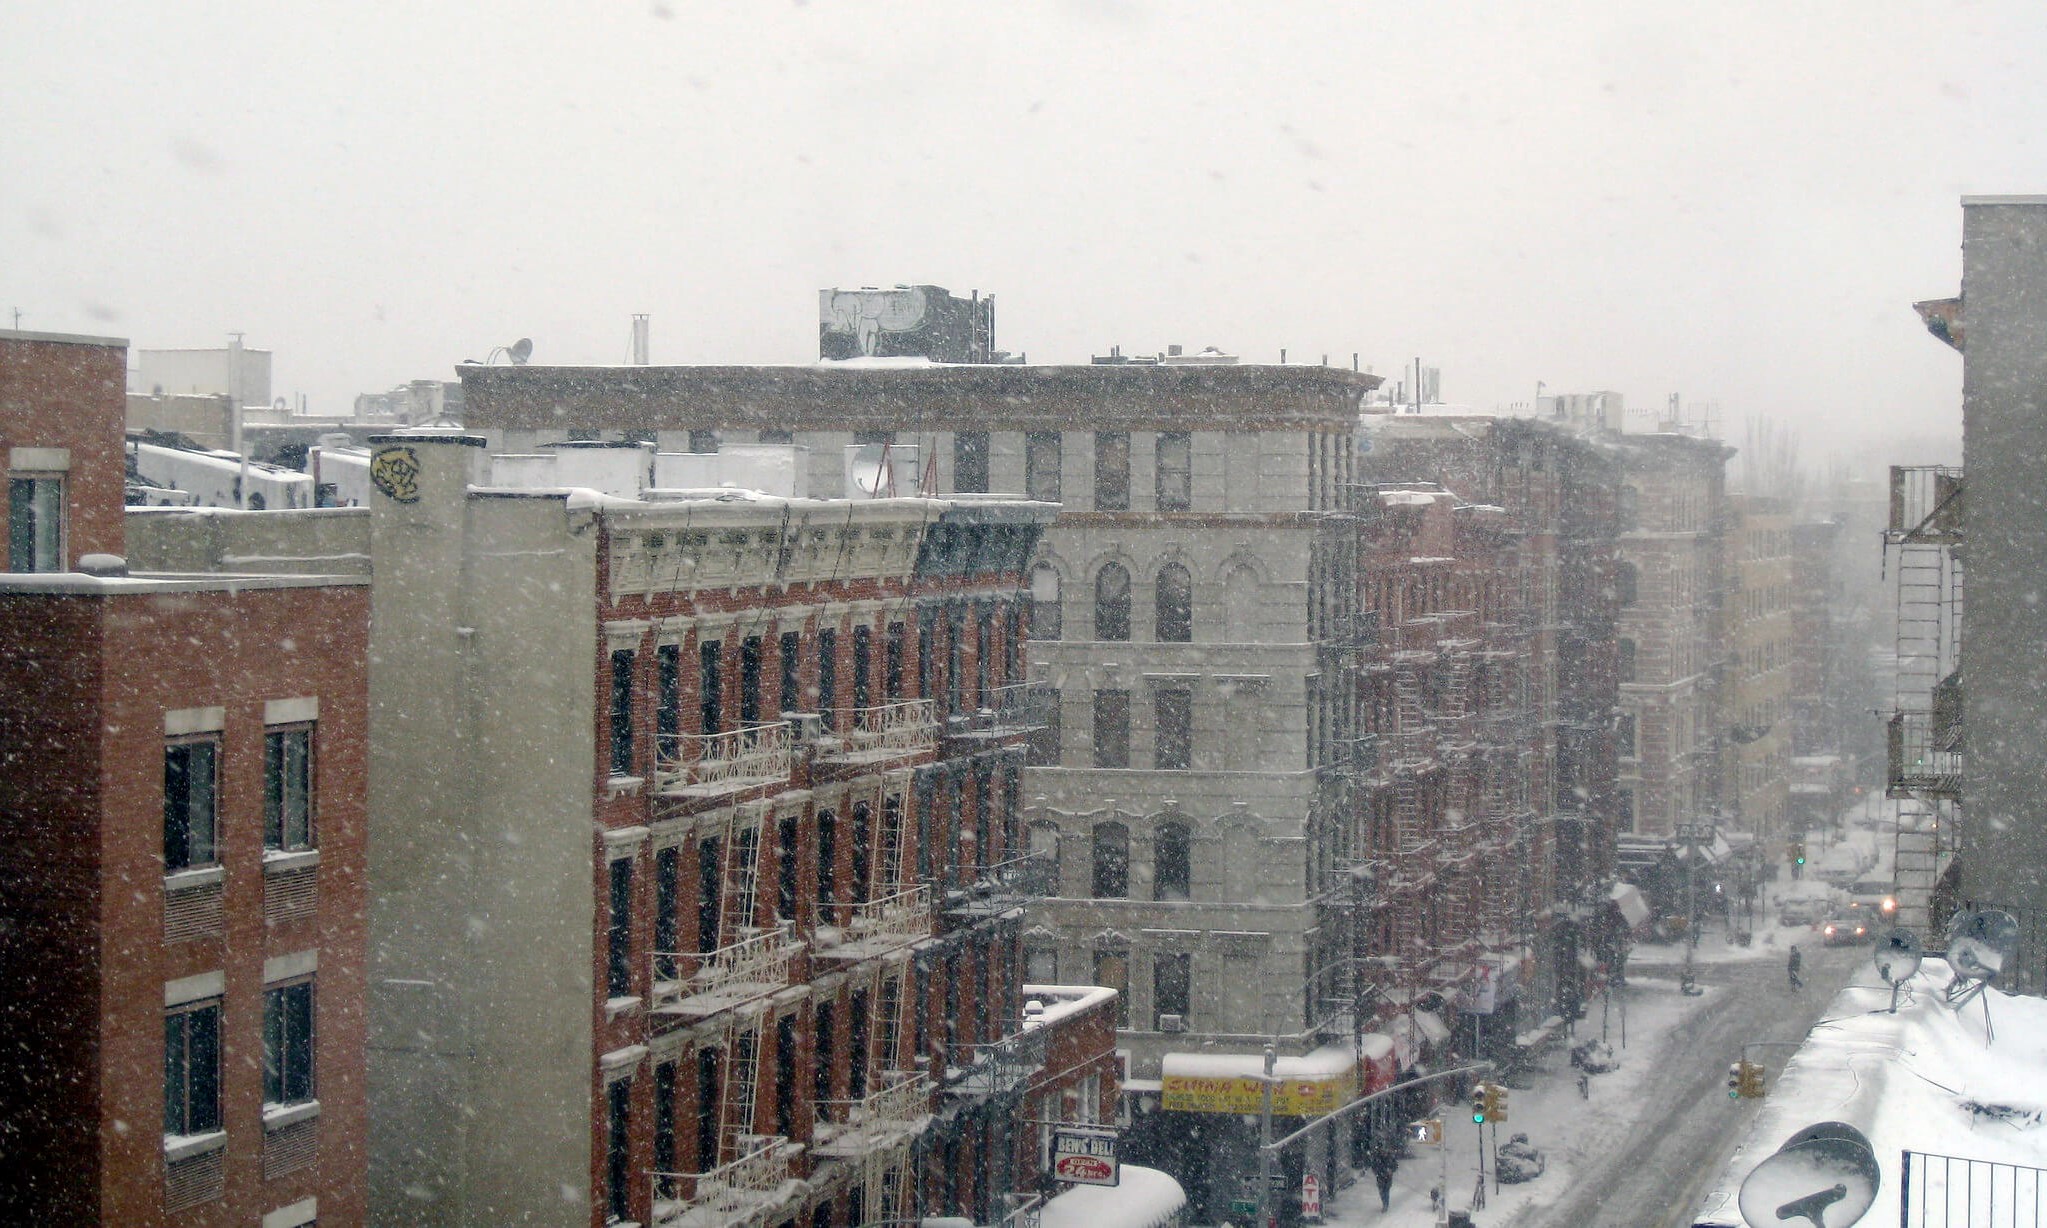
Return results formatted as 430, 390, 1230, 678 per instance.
1741, 1062, 1767, 1099
1471, 1083, 1488, 1124
1486, 1084, 1508, 1123
1728, 1062, 1743, 1099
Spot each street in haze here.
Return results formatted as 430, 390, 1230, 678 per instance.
1318, 931, 1865, 1227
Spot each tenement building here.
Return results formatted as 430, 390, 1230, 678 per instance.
454, 355, 1382, 1222
0, 329, 370, 1226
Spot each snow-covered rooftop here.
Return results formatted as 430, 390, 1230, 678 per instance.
1038, 1164, 1186, 1228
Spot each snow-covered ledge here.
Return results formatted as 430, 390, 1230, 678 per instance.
263, 848, 321, 874
164, 865, 224, 891
263, 1100, 321, 1131
164, 1129, 227, 1163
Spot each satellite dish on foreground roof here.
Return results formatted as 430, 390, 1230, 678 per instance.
1738, 1121, 1879, 1228
508, 337, 533, 365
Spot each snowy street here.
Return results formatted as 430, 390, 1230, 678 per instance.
1312, 930, 1865, 1228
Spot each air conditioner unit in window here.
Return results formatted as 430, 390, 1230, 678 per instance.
1158, 1013, 1186, 1033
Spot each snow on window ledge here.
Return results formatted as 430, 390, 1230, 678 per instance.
605, 775, 645, 799
163, 1129, 227, 1162
262, 848, 321, 874
604, 995, 642, 1021
163, 865, 224, 892
262, 1099, 321, 1131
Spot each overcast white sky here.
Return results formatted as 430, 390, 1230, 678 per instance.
8, 0, 2045, 464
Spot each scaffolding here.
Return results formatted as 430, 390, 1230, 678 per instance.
1884, 465, 1963, 938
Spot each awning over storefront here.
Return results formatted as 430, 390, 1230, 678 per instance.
1610, 881, 1652, 929
1160, 1044, 1358, 1116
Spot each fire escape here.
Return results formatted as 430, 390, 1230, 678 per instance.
1884, 465, 1963, 937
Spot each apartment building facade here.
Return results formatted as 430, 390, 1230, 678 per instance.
454, 357, 1381, 1220
1611, 434, 1733, 839
358, 433, 1069, 1226
1723, 495, 1795, 856
0, 330, 369, 1227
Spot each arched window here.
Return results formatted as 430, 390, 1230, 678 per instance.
1223, 564, 1258, 642
1155, 563, 1193, 642
1091, 821, 1129, 898
1154, 821, 1191, 901
1615, 561, 1638, 607
1094, 563, 1131, 641
1030, 565, 1062, 640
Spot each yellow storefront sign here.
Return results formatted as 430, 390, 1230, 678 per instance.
1160, 1073, 1352, 1116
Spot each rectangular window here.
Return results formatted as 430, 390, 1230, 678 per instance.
697, 838, 722, 953
655, 846, 679, 975
975, 607, 991, 704
163, 740, 219, 871
1092, 690, 1130, 769
885, 622, 905, 702
608, 857, 633, 998
813, 1002, 836, 1112
653, 1061, 677, 1177
817, 809, 838, 916
609, 649, 635, 776
695, 1047, 720, 1171
775, 1015, 797, 1138
848, 990, 870, 1098
164, 1000, 222, 1135
1026, 946, 1058, 982
263, 980, 315, 1105
657, 643, 682, 743
853, 625, 872, 711
1154, 953, 1191, 1025
687, 428, 719, 454
1156, 432, 1192, 512
1617, 713, 1638, 758
264, 726, 314, 851
1094, 432, 1130, 511
1025, 432, 1062, 504
777, 814, 800, 922
607, 1078, 631, 1222
778, 631, 801, 716
699, 641, 722, 735
1155, 688, 1192, 770
817, 628, 837, 726
7, 475, 63, 573
953, 430, 990, 494
1092, 950, 1130, 1028
916, 615, 933, 700
740, 636, 762, 728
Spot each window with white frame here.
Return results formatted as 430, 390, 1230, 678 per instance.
165, 999, 223, 1135
6, 471, 64, 573
264, 725, 314, 852
263, 979, 315, 1106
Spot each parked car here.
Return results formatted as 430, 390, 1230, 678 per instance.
1823, 914, 1872, 946
1846, 879, 1897, 923
1780, 896, 1829, 927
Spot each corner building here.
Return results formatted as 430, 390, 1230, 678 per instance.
455, 359, 1381, 1222
362, 434, 1060, 1226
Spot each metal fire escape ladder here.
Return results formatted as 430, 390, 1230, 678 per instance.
717, 1022, 765, 1164
1885, 466, 1963, 936
724, 806, 766, 940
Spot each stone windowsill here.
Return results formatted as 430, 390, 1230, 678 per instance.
606, 775, 646, 799
164, 1129, 228, 1163
262, 1099, 321, 1131
262, 848, 322, 874
604, 995, 643, 1021
164, 865, 225, 892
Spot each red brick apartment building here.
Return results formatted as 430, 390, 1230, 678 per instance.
0, 329, 369, 1225
363, 435, 1093, 1226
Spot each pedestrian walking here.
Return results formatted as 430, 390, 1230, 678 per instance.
1788, 944, 1804, 991
1370, 1148, 1398, 1212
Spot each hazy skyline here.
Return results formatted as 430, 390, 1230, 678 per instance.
8, 1, 2044, 465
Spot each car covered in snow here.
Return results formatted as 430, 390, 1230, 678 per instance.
1778, 896, 1829, 927
1822, 913, 1872, 945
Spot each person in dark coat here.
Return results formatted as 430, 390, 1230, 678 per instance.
1370, 1148, 1398, 1211
1788, 944, 1804, 990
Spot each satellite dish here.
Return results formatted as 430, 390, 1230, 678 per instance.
1876, 929, 1923, 987
508, 337, 533, 365
1738, 1122, 1880, 1228
1947, 909, 2020, 984
850, 443, 889, 495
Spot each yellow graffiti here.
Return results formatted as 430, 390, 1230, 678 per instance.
370, 446, 423, 503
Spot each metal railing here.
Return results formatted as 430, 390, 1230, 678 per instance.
1889, 711, 1963, 797
1903, 1149, 2047, 1226
943, 1026, 1047, 1100
828, 699, 936, 754
651, 1134, 797, 1225
650, 922, 798, 1012
840, 885, 931, 945
822, 1070, 931, 1131
656, 722, 793, 792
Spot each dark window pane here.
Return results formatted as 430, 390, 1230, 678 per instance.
658, 643, 682, 742
699, 641, 722, 736
1094, 564, 1131, 641
609, 649, 635, 776
954, 430, 989, 494
264, 726, 313, 850
1025, 432, 1061, 503
1091, 822, 1129, 898
740, 637, 762, 727
163, 741, 218, 871
1154, 953, 1191, 1022
263, 981, 315, 1104
1092, 689, 1129, 769
1155, 688, 1192, 771
1156, 432, 1192, 511
817, 629, 837, 726
778, 631, 801, 716
1155, 822, 1191, 901
1155, 563, 1193, 642
697, 838, 722, 953
1094, 432, 1130, 511
608, 1079, 631, 1220
608, 857, 633, 997
817, 809, 837, 917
